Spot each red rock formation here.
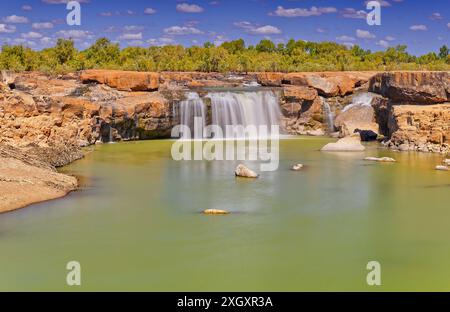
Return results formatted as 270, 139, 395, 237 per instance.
369, 71, 450, 104
370, 72, 450, 153
80, 70, 160, 91
257, 72, 377, 96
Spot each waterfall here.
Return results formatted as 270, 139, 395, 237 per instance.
206, 90, 281, 139
108, 126, 114, 143
179, 92, 207, 139
342, 92, 377, 113
178, 90, 281, 139
322, 98, 335, 133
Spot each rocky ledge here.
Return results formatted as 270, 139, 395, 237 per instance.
369, 72, 450, 153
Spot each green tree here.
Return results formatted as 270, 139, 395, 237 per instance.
221, 39, 245, 54
256, 39, 276, 53
84, 38, 120, 68
54, 39, 76, 65
439, 45, 449, 59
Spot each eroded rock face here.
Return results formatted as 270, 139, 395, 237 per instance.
369, 72, 450, 153
0, 72, 175, 161
335, 105, 378, 136
80, 70, 160, 91
369, 72, 450, 104
280, 85, 324, 135
385, 104, 450, 153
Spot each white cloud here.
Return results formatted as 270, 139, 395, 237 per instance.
233, 21, 254, 30
356, 29, 376, 39
40, 37, 53, 45
248, 25, 282, 35
340, 8, 367, 19
123, 25, 144, 31
13, 38, 35, 47
164, 26, 203, 35
376, 40, 389, 48
118, 33, 143, 40
22, 5, 32, 11
176, 3, 204, 13
32, 22, 54, 29
234, 21, 282, 35
271, 6, 337, 17
56, 29, 93, 39
144, 8, 156, 15
3, 15, 29, 24
336, 35, 356, 42
316, 28, 327, 33
147, 37, 175, 46
447, 23, 450, 29
22, 31, 43, 39
385, 36, 396, 41
429, 13, 443, 20
410, 24, 427, 31
0, 24, 16, 33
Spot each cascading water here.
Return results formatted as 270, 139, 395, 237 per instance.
179, 92, 207, 139
321, 97, 335, 133
342, 92, 377, 112
206, 90, 281, 139
178, 90, 282, 139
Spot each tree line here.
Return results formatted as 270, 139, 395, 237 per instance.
0, 38, 449, 73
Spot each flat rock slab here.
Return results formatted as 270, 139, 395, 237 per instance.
80, 70, 160, 92
0, 156, 77, 213
321, 136, 366, 152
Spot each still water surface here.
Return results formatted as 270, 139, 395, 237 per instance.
1, 138, 449, 291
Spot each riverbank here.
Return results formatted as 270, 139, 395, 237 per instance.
0, 144, 77, 213
0, 70, 448, 213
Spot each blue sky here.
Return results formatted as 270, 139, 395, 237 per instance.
0, 0, 448, 55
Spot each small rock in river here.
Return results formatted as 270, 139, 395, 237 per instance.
291, 164, 304, 171
203, 209, 230, 215
364, 157, 396, 163
235, 164, 259, 178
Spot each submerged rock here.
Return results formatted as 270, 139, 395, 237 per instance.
235, 164, 259, 178
203, 209, 230, 215
435, 165, 449, 171
321, 136, 365, 152
364, 157, 396, 163
291, 164, 304, 171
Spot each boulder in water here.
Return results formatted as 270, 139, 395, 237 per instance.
321, 136, 365, 152
364, 157, 396, 163
235, 164, 259, 178
435, 165, 449, 171
443, 159, 450, 166
355, 129, 378, 142
291, 164, 304, 171
203, 209, 230, 215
